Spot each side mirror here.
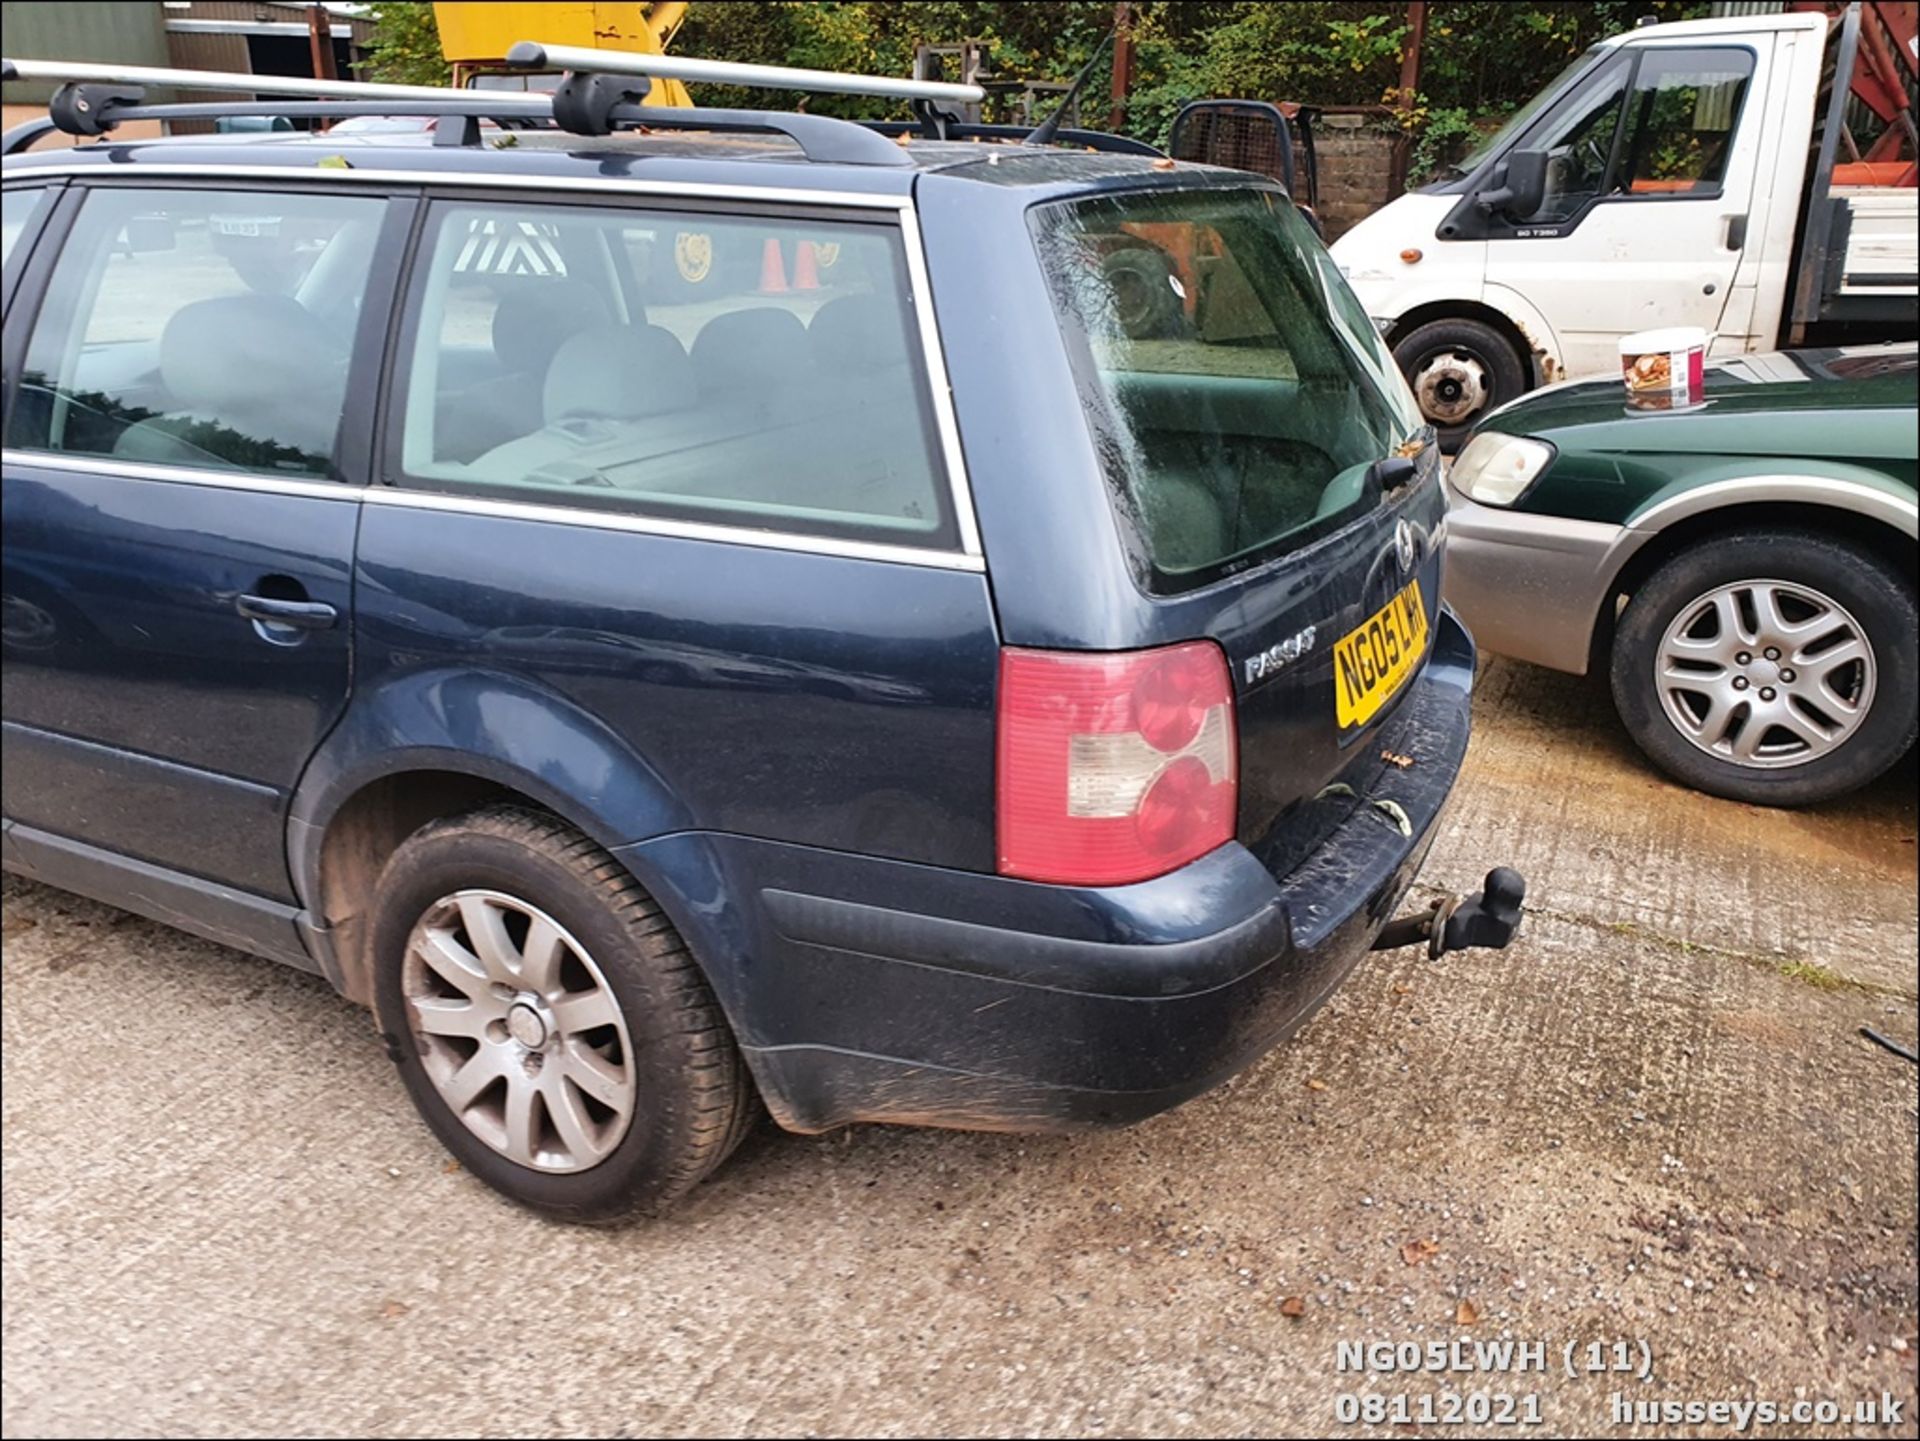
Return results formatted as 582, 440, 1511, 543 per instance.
1474, 149, 1549, 220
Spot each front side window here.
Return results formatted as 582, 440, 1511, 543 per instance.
1514, 56, 1632, 222
1035, 187, 1423, 590
5, 187, 383, 478
1512, 47, 1754, 222
1611, 49, 1754, 196
392, 201, 952, 548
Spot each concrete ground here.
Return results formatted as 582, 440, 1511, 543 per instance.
3, 658, 1915, 1439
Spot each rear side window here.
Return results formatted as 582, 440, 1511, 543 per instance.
5, 187, 384, 479
391, 200, 954, 549
1034, 187, 1423, 590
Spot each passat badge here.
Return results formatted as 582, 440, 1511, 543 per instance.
1244, 626, 1317, 685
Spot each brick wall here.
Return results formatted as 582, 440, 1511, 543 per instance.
1312, 122, 1406, 241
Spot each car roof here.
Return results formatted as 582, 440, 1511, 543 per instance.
2, 126, 1210, 203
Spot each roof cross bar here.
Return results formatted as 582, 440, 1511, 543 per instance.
1, 55, 923, 165
0, 57, 527, 105
0, 99, 554, 156
504, 42, 986, 106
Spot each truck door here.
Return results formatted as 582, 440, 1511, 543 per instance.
1483, 40, 1770, 379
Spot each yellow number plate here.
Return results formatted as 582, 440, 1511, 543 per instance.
1334, 582, 1430, 729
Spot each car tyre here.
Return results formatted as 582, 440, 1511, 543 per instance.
1609, 529, 1918, 807
1392, 317, 1528, 448
370, 804, 757, 1221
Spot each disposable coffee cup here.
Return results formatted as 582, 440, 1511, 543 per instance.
1620, 326, 1707, 411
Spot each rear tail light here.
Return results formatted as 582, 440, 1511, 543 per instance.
997, 641, 1237, 885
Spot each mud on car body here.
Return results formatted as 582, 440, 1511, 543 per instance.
0, 59, 1523, 1220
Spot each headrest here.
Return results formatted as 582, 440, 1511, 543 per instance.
544, 325, 695, 424
159, 295, 342, 415
690, 307, 811, 397
492, 280, 608, 377
807, 293, 909, 374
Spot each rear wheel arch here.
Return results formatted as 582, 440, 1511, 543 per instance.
308, 766, 572, 1006
298, 752, 699, 1011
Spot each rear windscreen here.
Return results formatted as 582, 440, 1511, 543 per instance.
1032, 187, 1424, 590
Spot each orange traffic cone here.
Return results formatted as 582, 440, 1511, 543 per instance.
792, 240, 820, 291
757, 237, 788, 294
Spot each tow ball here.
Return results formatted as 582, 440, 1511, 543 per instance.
1371, 867, 1527, 959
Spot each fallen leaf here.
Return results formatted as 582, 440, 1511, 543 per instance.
442, 1160, 461, 1174
1371, 798, 1413, 837
1305, 1078, 1328, 1092
1381, 750, 1415, 768
379, 1300, 410, 1320
1392, 983, 1413, 995
1278, 1295, 1306, 1318
1455, 1299, 1480, 1325
1401, 1238, 1441, 1266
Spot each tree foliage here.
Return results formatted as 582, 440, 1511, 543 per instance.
363, 1, 451, 88
364, 1, 1709, 152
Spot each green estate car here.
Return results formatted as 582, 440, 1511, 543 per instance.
1445, 344, 1918, 807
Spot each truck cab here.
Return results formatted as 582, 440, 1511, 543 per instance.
1334, 6, 1919, 441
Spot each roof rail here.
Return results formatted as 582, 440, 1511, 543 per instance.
862, 120, 1162, 157
0, 56, 919, 165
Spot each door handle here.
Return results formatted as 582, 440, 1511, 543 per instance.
235, 593, 338, 631
1723, 214, 1747, 251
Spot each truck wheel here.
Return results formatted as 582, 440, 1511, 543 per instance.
1609, 530, 1918, 807
370, 805, 756, 1222
1392, 318, 1527, 447
1102, 245, 1186, 339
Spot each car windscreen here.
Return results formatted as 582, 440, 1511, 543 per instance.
1032, 186, 1425, 591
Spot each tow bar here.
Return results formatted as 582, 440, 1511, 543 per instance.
1372, 867, 1527, 959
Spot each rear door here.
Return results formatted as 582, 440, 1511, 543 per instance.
1, 180, 407, 899
353, 188, 1002, 870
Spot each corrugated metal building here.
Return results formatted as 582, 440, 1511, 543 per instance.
3, 1, 374, 135
1, 2, 174, 100
160, 1, 374, 98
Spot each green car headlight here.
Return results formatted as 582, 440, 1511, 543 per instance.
1449, 432, 1556, 507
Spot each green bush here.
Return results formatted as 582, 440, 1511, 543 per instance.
363, 1, 451, 88
366, 0, 1712, 160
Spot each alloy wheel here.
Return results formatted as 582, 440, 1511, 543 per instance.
401, 889, 635, 1172
1654, 578, 1877, 769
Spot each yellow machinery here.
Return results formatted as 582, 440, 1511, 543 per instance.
432, 2, 696, 106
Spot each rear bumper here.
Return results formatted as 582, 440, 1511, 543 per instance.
620, 609, 1478, 1134
1443, 492, 1624, 675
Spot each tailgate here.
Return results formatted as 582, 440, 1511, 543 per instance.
1028, 181, 1444, 851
